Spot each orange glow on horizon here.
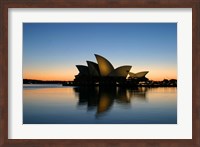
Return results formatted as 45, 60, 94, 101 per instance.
130, 66, 177, 81
23, 68, 78, 81
24, 74, 177, 81
24, 64, 176, 81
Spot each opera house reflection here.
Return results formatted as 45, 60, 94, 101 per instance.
74, 87, 147, 117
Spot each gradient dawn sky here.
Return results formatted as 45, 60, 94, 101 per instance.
23, 23, 177, 81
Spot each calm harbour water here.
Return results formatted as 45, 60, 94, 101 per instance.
23, 84, 177, 124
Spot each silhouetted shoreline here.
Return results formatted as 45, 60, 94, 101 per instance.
23, 79, 177, 87
23, 79, 66, 84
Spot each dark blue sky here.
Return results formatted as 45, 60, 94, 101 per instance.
23, 23, 177, 81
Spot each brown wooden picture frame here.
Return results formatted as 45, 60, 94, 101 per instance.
0, 0, 200, 147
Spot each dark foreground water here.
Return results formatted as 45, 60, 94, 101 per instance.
23, 84, 177, 124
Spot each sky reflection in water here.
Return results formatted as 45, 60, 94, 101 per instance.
23, 85, 177, 124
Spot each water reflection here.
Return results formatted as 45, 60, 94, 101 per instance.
74, 87, 147, 117
23, 85, 177, 124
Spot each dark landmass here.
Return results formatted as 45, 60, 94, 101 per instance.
23, 79, 66, 84
63, 78, 177, 87
23, 79, 177, 87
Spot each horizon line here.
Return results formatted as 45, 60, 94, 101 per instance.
23, 78, 177, 82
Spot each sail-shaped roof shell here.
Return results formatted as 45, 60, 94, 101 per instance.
129, 71, 149, 78
109, 66, 132, 78
95, 54, 114, 76
87, 61, 100, 76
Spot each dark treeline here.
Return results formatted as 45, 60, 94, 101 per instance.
23, 79, 67, 84
23, 78, 177, 87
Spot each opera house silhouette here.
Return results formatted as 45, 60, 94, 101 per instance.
72, 54, 149, 86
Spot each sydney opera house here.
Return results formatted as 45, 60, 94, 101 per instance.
73, 54, 149, 86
